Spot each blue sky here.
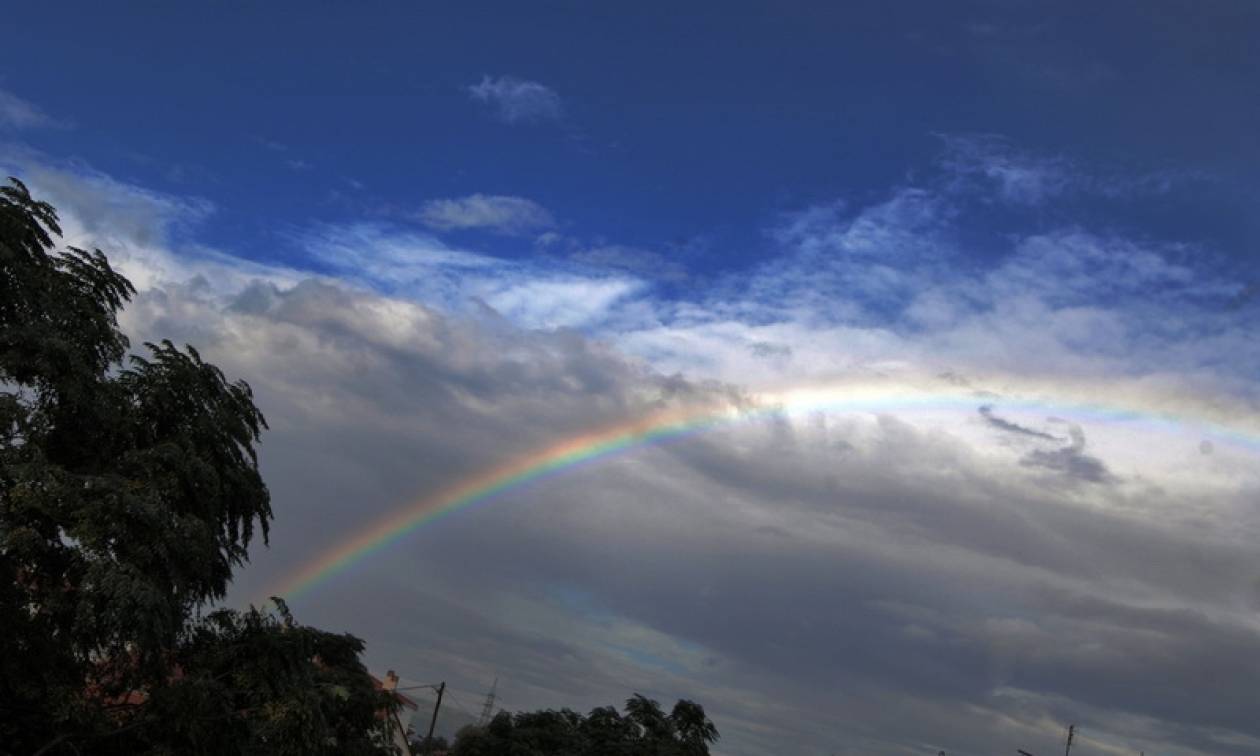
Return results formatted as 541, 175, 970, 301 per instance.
5, 4, 1260, 755
7, 2, 1259, 277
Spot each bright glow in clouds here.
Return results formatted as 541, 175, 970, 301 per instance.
267, 371, 1260, 604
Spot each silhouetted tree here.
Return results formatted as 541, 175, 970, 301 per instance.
669, 699, 720, 755
449, 694, 718, 756
410, 734, 450, 754
131, 599, 393, 755
582, 705, 638, 756
0, 178, 395, 754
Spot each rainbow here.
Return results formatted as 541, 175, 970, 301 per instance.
264, 375, 1260, 604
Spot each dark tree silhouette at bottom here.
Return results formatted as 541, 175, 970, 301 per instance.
449, 694, 719, 756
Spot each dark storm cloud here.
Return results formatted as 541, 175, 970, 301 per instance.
419, 431, 1260, 752
369, 395, 1260, 753
978, 404, 1061, 441
118, 269, 1253, 754
1020, 425, 1115, 484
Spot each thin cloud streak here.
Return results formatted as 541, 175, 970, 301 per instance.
0, 88, 61, 129
418, 193, 555, 234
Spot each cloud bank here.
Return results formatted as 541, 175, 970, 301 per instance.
7, 140, 1260, 756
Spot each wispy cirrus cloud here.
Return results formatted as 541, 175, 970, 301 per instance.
468, 75, 563, 124
571, 245, 689, 283
300, 222, 641, 329
938, 133, 1202, 205
0, 88, 61, 130
418, 193, 555, 234
612, 173, 1259, 398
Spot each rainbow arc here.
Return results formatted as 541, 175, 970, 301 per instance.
265, 375, 1260, 604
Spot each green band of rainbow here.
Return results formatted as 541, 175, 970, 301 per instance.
265, 379, 1260, 604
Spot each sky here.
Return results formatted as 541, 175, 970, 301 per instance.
4, 2, 1260, 753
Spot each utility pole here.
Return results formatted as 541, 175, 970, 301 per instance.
1064, 724, 1075, 756
425, 682, 445, 743
479, 677, 498, 725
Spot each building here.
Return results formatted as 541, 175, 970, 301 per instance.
376, 669, 420, 755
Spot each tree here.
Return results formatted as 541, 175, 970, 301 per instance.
410, 734, 450, 754
582, 705, 638, 756
449, 694, 719, 756
97, 598, 395, 756
0, 177, 396, 754
667, 699, 720, 756
625, 694, 674, 753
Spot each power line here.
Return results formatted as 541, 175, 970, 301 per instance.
385, 672, 482, 737
397, 683, 444, 693
442, 689, 479, 720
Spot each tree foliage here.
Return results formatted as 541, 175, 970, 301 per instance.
0, 178, 395, 754
411, 735, 451, 755
449, 694, 719, 756
129, 599, 393, 756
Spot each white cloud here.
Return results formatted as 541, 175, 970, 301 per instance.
300, 222, 641, 328
572, 245, 689, 282
771, 188, 950, 261
467, 75, 563, 123
937, 133, 1202, 205
418, 193, 555, 234
0, 88, 58, 130
475, 276, 644, 329
0, 152, 300, 298
603, 176, 1259, 396
938, 133, 1073, 204
9, 151, 1260, 755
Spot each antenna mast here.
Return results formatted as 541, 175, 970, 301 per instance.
478, 676, 498, 725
